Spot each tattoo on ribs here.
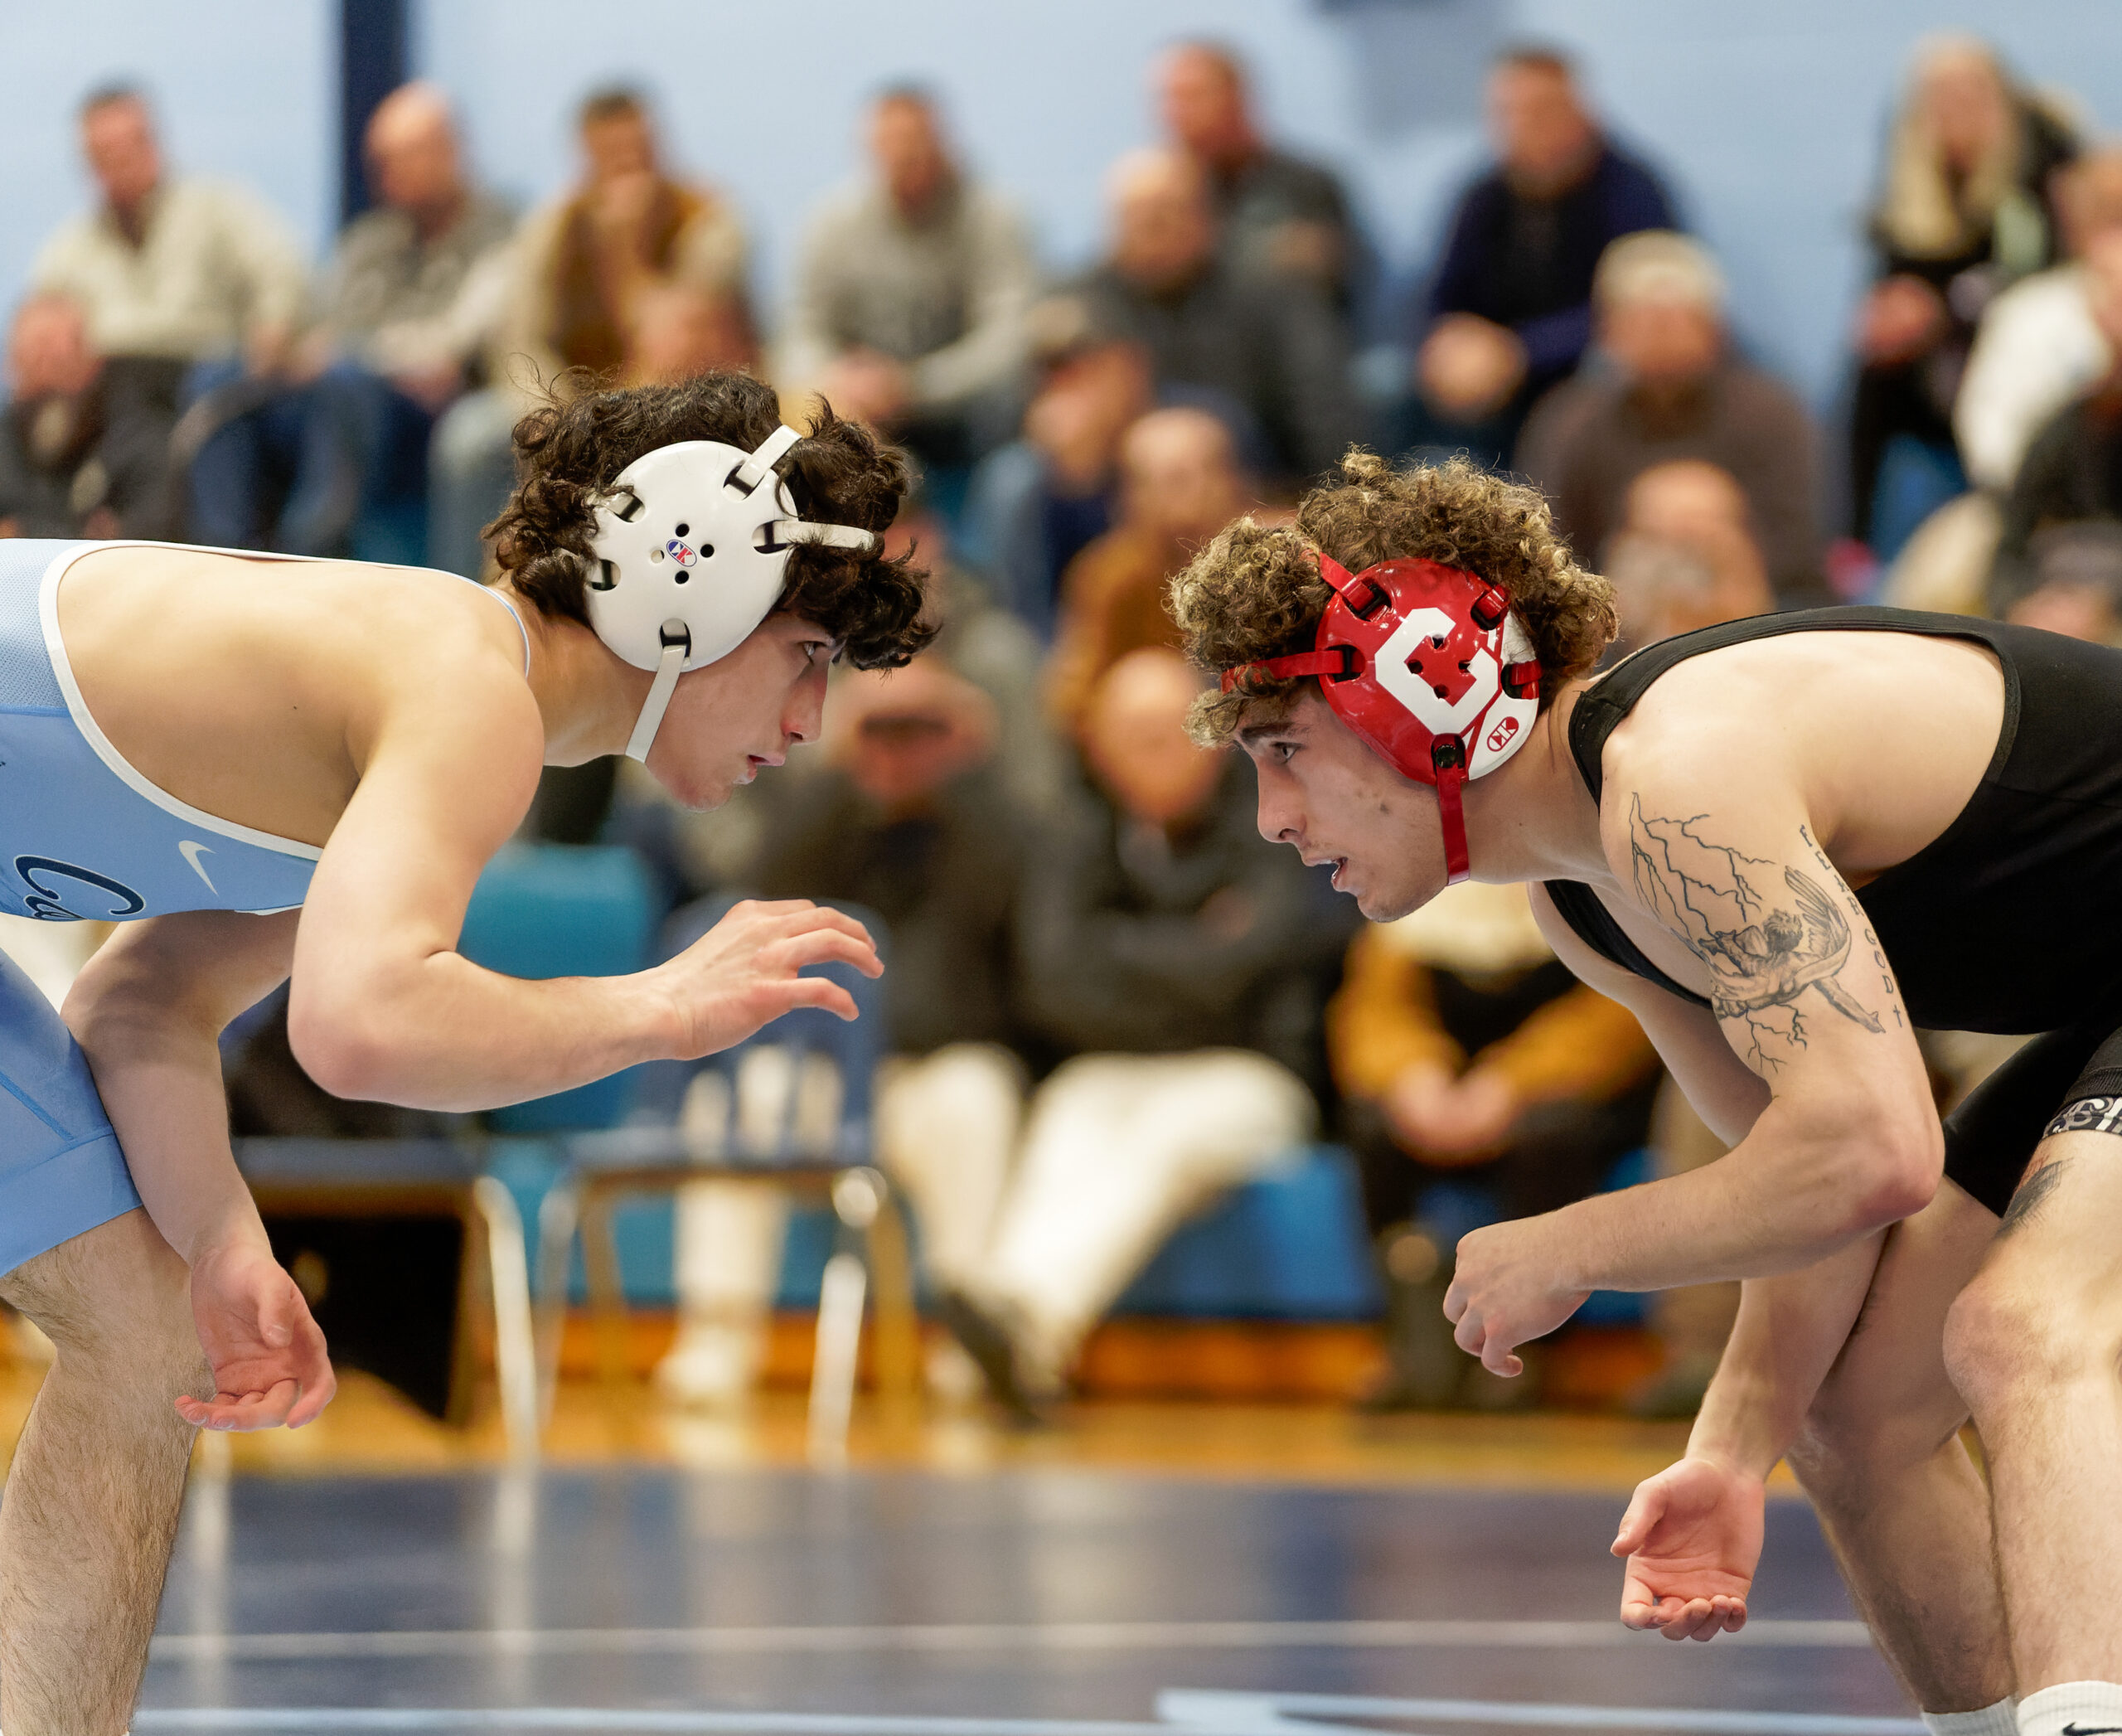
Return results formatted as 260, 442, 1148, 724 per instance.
1628, 798, 1884, 1069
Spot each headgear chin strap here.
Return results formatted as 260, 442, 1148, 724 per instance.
1219, 551, 1541, 885
585, 427, 882, 763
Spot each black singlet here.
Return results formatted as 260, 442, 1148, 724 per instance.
1543, 605, 2122, 1214
1544, 604, 2122, 1035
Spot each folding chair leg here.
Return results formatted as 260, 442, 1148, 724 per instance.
580, 1192, 630, 1389
807, 1251, 867, 1464
864, 1190, 922, 1416
472, 1176, 540, 1461
533, 1178, 584, 1424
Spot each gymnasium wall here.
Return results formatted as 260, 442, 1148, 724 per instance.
3, 1, 2122, 409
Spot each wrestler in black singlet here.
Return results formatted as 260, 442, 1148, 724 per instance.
1543, 604, 2122, 1216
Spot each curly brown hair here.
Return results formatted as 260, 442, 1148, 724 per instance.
487, 370, 934, 670
1170, 451, 1616, 744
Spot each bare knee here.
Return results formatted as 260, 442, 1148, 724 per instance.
1790, 1359, 1969, 1506
1944, 1259, 2119, 1418
0, 1212, 206, 1404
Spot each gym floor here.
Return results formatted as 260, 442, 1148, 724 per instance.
23, 1368, 1913, 1736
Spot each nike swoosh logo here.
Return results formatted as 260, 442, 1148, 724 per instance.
2062, 1725, 2122, 1734
177, 840, 216, 893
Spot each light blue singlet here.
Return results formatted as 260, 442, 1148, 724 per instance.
0, 538, 530, 1275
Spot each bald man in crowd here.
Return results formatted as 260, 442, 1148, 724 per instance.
1155, 40, 1361, 318
1073, 147, 1358, 485
187, 80, 516, 555
1046, 405, 1250, 731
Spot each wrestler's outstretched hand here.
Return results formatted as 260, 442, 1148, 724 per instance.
178, 1239, 337, 1431
1612, 1456, 1763, 1640
661, 899, 884, 1058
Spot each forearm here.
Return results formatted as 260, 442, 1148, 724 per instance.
1533, 1100, 1925, 1291
72, 1003, 265, 1266
1684, 1233, 1886, 1478
291, 952, 681, 1113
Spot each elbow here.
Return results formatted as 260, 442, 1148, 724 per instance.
286, 991, 405, 1106
1834, 1118, 1945, 1238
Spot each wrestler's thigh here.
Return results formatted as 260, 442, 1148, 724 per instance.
1962, 1125, 2122, 1340
1805, 1178, 1998, 1457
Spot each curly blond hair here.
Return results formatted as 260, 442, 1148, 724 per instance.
1169, 451, 1617, 744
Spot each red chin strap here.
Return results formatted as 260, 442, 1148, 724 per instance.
1219, 551, 1537, 888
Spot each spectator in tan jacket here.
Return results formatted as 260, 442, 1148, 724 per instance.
429, 85, 751, 577
1331, 881, 1659, 1410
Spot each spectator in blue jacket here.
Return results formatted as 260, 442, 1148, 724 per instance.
1402, 45, 1675, 468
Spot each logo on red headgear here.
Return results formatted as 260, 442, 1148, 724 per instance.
1485, 715, 1520, 754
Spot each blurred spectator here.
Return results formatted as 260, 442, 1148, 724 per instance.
1848, 35, 2077, 554
31, 84, 306, 425
429, 85, 750, 577
1331, 880, 1659, 1409
937, 647, 1356, 1409
1601, 460, 1776, 656
1515, 231, 1825, 603
1987, 371, 2122, 638
0, 293, 176, 540
962, 303, 1155, 640
625, 280, 758, 387
1044, 405, 1248, 733
187, 83, 516, 559
780, 85, 1035, 472
1957, 146, 2122, 495
1073, 148, 1358, 487
889, 498, 1068, 817
1156, 40, 1361, 318
1403, 45, 1675, 468
961, 293, 1267, 640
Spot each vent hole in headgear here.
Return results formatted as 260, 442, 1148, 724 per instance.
1432, 685, 1449, 699
1430, 635, 1446, 649
675, 522, 690, 537
674, 572, 690, 584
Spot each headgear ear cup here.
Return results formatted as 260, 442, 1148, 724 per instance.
585, 427, 882, 762
1220, 551, 1541, 885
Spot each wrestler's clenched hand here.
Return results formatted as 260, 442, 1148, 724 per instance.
1441, 1217, 1589, 1375
178, 1238, 337, 1431
1612, 1456, 1763, 1640
656, 899, 884, 1059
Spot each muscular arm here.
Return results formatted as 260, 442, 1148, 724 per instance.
1487, 787, 1940, 1303
288, 661, 874, 1111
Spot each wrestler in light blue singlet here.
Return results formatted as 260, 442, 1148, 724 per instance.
0, 539, 530, 1274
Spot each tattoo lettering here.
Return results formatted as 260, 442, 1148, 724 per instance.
2000, 1155, 2071, 1238
1628, 798, 1884, 1070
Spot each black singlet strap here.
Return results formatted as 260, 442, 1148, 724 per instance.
1541, 878, 1713, 1011
1565, 604, 2013, 803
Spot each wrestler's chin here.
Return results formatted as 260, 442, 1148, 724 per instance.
1346, 865, 1436, 924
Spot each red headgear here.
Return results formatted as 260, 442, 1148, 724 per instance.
1220, 552, 1541, 884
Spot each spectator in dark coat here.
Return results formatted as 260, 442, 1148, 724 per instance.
1157, 40, 1364, 322
0, 293, 175, 540
1986, 376, 2122, 639
1403, 44, 1675, 468
1515, 231, 1827, 603
937, 647, 1359, 1414
1072, 148, 1359, 487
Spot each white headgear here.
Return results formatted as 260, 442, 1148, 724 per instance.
585, 426, 882, 761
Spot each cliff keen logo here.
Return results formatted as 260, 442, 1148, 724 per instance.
666, 539, 698, 567
15, 856, 145, 922
1485, 715, 1522, 754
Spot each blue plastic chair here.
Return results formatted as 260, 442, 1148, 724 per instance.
531, 895, 919, 1451
456, 843, 661, 1134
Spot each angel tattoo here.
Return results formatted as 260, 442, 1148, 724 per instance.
1629, 799, 1883, 1040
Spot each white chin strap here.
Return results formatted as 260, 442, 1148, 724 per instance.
625, 621, 691, 764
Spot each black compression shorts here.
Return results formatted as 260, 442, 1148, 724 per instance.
1943, 1020, 2122, 1216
